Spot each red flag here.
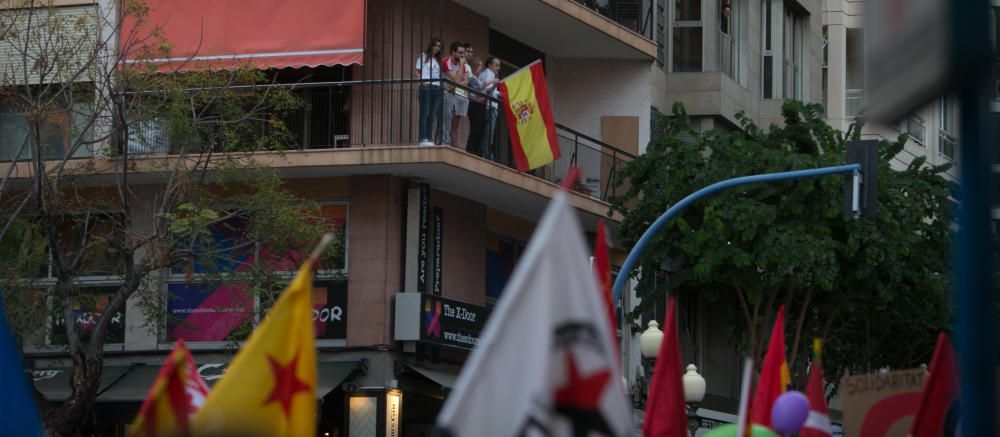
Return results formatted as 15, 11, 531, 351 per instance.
593, 220, 618, 358
910, 332, 960, 437
128, 339, 210, 437
642, 298, 687, 437
800, 340, 832, 437
750, 306, 790, 428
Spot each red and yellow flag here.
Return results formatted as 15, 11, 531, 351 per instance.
128, 339, 210, 437
750, 305, 791, 428
191, 261, 317, 436
499, 60, 560, 172
593, 220, 618, 357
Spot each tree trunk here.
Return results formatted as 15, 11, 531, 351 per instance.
44, 348, 104, 436
788, 288, 813, 373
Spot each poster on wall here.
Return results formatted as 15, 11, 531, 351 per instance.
312, 280, 347, 340
166, 282, 254, 342
49, 286, 126, 345
258, 203, 349, 273
485, 236, 519, 302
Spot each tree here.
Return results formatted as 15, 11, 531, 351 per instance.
609, 101, 954, 390
0, 1, 337, 434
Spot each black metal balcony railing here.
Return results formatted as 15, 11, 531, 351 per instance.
845, 88, 864, 119
125, 78, 635, 203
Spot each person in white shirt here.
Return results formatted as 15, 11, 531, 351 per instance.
478, 57, 502, 160
441, 41, 469, 147
415, 38, 442, 146
467, 56, 486, 155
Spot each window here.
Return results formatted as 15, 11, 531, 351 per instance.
485, 233, 525, 306
782, 5, 803, 100
821, 25, 828, 114
907, 114, 926, 144
656, 0, 667, 68
761, 0, 774, 98
672, 0, 703, 72
939, 96, 957, 160
165, 202, 349, 344
718, 0, 741, 80
48, 286, 126, 347
761, 0, 804, 100
0, 103, 94, 160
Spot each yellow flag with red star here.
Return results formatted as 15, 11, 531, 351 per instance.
191, 261, 317, 436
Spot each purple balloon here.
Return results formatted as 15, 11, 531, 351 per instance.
771, 391, 810, 436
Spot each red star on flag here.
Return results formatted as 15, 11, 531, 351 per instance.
554, 352, 612, 437
263, 353, 311, 418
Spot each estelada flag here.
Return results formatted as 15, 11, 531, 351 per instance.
910, 332, 960, 437
800, 339, 832, 437
499, 60, 561, 172
642, 298, 687, 437
436, 191, 630, 436
128, 339, 209, 437
750, 305, 791, 428
593, 220, 618, 357
191, 261, 317, 437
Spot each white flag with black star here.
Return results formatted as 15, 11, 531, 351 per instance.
436, 192, 630, 436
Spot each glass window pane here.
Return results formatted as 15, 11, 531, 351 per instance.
675, 0, 701, 21
0, 110, 30, 160
763, 55, 774, 98
673, 26, 703, 72
764, 0, 772, 51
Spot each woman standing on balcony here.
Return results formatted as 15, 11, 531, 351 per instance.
416, 37, 443, 146
478, 57, 502, 161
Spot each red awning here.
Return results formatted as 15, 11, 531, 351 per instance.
121, 0, 364, 70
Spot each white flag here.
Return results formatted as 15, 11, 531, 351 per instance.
436, 192, 630, 436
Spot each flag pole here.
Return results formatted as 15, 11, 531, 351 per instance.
735, 358, 754, 437
308, 233, 335, 263
499, 59, 543, 83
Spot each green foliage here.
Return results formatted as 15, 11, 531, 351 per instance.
610, 101, 954, 383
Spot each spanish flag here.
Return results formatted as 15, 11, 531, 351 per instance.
191, 261, 317, 437
750, 305, 791, 429
128, 339, 209, 437
499, 60, 560, 172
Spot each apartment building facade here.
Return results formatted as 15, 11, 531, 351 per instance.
823, 0, 1000, 228
9, 0, 989, 435
1, 0, 664, 435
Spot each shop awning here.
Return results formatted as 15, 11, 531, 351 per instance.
197, 360, 360, 398
32, 366, 130, 402
121, 0, 364, 71
96, 364, 162, 402
36, 360, 359, 402
405, 365, 457, 390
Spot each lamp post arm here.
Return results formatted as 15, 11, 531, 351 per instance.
611, 163, 862, 303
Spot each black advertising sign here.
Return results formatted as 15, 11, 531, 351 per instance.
417, 184, 429, 293
432, 207, 443, 296
312, 280, 348, 340
419, 294, 488, 350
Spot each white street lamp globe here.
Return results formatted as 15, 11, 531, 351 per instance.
683, 364, 706, 403
639, 320, 664, 359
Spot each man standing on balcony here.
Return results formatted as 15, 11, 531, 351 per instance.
478, 57, 502, 161
442, 41, 470, 146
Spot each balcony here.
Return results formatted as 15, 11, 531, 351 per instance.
123, 79, 634, 207
938, 129, 957, 161
845, 88, 864, 119
451, 0, 656, 60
